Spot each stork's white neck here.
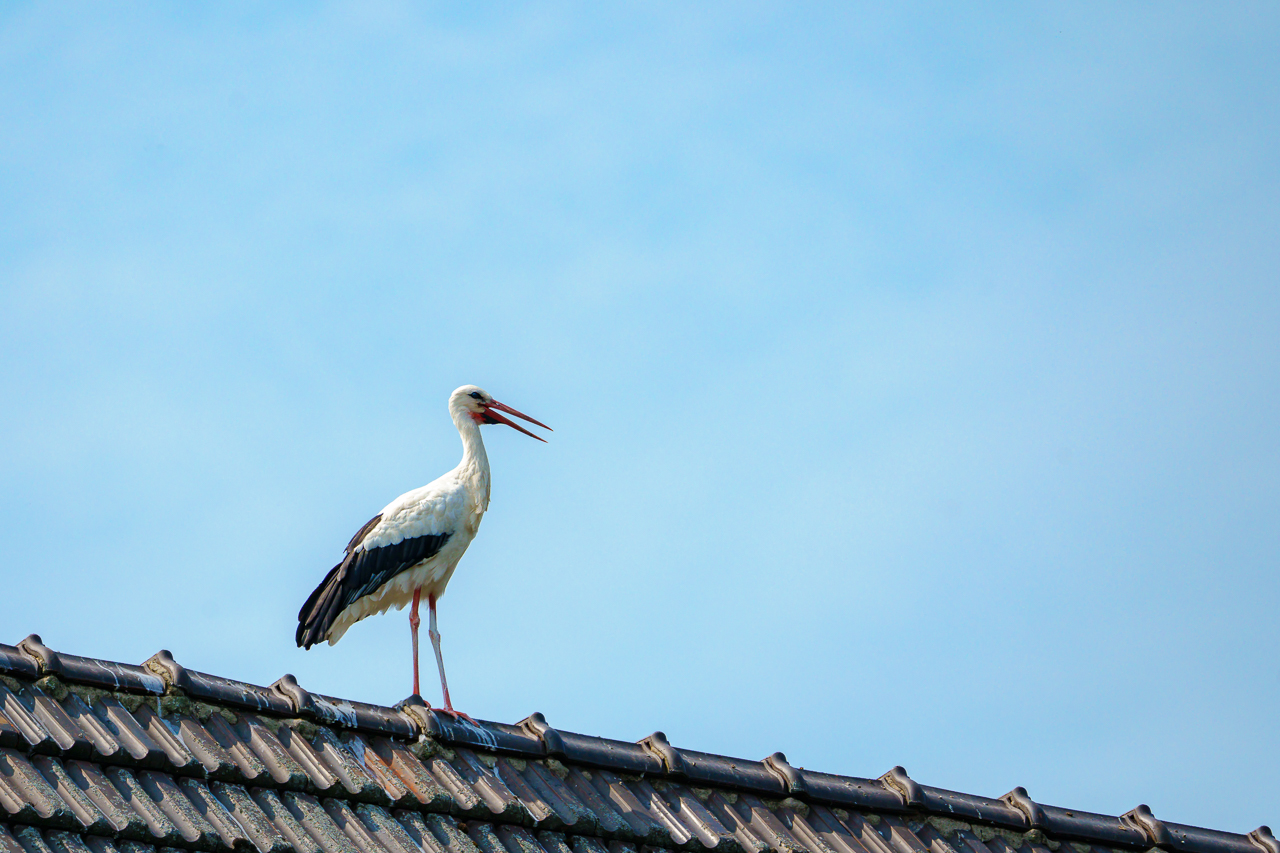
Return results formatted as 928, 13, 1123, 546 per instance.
453, 412, 491, 514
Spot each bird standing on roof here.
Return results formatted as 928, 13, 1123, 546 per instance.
296, 385, 550, 718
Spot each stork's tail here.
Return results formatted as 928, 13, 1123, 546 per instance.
296, 562, 345, 649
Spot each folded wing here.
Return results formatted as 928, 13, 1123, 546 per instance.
296, 513, 452, 649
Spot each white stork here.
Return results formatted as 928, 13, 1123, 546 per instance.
296, 385, 550, 717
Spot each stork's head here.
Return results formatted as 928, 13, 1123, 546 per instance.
449, 385, 552, 441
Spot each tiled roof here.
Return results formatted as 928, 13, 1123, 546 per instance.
0, 636, 1273, 853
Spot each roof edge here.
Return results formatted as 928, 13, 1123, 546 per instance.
1, 637, 1269, 853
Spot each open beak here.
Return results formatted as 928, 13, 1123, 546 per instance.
485, 400, 552, 442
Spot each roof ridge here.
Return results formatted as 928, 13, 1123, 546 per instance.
1, 636, 1271, 853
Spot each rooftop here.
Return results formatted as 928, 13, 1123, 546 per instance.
0, 635, 1273, 853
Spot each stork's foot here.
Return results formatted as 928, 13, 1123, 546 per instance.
437, 707, 479, 726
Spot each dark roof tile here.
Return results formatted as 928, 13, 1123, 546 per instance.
449, 749, 531, 824
1038, 805, 1147, 849
318, 798, 382, 853
798, 772, 902, 814
0, 750, 76, 828
908, 823, 960, 853
352, 803, 416, 853
201, 717, 269, 786
920, 788, 1022, 830
567, 835, 607, 853
836, 812, 896, 853
513, 760, 598, 832
558, 769, 629, 837
771, 806, 831, 853
53, 695, 122, 764
0, 825, 21, 853
605, 840, 637, 853
0, 687, 57, 755
19, 689, 94, 760
361, 740, 451, 810
248, 790, 320, 853
487, 762, 555, 829
99, 766, 181, 844
555, 736, 655, 776
465, 819, 508, 853
617, 779, 690, 848
54, 830, 99, 853
133, 772, 220, 848
1249, 829, 1280, 853
389, 810, 447, 853
59, 762, 148, 839
87, 702, 166, 771
418, 756, 484, 815
180, 671, 290, 720
679, 752, 779, 797
175, 779, 252, 852
653, 786, 737, 851
731, 794, 807, 853
212, 778, 294, 853
27, 757, 112, 834
421, 812, 481, 853
234, 718, 309, 790
277, 792, 356, 853
702, 792, 768, 853
47, 829, 95, 853
0, 641, 1270, 853
877, 818, 930, 853
802, 806, 875, 853
585, 772, 670, 846
309, 731, 387, 807
274, 728, 340, 795
9, 825, 54, 853
337, 736, 408, 807
127, 708, 195, 774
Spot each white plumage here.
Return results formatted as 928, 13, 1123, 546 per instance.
297, 384, 549, 717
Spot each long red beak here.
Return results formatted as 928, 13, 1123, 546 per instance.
485, 400, 552, 442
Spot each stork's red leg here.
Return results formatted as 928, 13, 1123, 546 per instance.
428, 593, 477, 724
409, 589, 422, 698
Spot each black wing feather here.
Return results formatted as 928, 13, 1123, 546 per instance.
296, 513, 451, 649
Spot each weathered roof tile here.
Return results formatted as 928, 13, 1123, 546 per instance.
0, 689, 55, 755
311, 732, 385, 806
361, 740, 450, 811
80, 835, 123, 853
127, 709, 194, 774
27, 758, 111, 834
208, 783, 291, 853
351, 804, 415, 853
336, 736, 407, 807
318, 799, 382, 853
61, 761, 148, 839
90, 703, 165, 771
0, 751, 76, 828
421, 812, 480, 853
247, 789, 321, 853
100, 767, 180, 844
0, 641, 1269, 853
236, 720, 308, 791
277, 792, 355, 853
176, 779, 252, 852
11, 825, 55, 853
448, 749, 529, 824
49, 695, 119, 763
388, 811, 447, 853
133, 772, 219, 848
559, 769, 629, 837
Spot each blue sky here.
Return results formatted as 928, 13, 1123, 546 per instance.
3, 2, 1278, 835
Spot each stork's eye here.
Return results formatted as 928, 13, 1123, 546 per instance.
469, 392, 483, 400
